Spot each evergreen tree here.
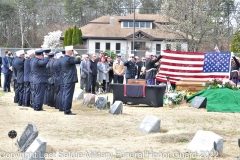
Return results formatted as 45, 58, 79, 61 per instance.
64, 30, 68, 47
72, 25, 77, 46
231, 30, 240, 53
67, 28, 73, 45
79, 28, 83, 45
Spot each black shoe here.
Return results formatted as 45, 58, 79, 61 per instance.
92, 92, 96, 94
59, 110, 64, 112
34, 109, 45, 111
64, 112, 76, 115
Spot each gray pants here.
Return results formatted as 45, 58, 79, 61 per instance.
80, 75, 88, 92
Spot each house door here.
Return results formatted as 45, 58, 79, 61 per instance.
131, 42, 146, 55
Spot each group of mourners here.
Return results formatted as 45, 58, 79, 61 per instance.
1, 47, 162, 115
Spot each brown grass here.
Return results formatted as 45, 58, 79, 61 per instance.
0, 88, 239, 160
0, 68, 240, 160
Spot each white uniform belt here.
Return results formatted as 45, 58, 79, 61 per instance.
146, 68, 157, 72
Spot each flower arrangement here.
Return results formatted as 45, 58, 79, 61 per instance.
202, 78, 239, 90
164, 90, 186, 105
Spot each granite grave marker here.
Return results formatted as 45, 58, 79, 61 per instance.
22, 136, 47, 160
73, 89, 84, 100
138, 115, 160, 133
109, 101, 123, 115
83, 94, 95, 105
17, 123, 38, 152
188, 130, 223, 156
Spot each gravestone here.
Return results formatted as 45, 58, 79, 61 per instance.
17, 123, 38, 152
138, 115, 160, 133
83, 94, 95, 105
95, 97, 109, 110
109, 101, 123, 115
188, 130, 223, 156
22, 137, 47, 160
190, 96, 207, 109
73, 89, 84, 100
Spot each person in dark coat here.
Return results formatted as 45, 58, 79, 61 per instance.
88, 54, 98, 94
46, 52, 56, 107
53, 52, 63, 110
12, 50, 25, 106
31, 49, 49, 111
230, 55, 240, 86
145, 52, 162, 85
60, 46, 81, 115
107, 57, 113, 92
124, 55, 138, 84
43, 48, 51, 105
22, 49, 35, 107
2, 50, 13, 92
58, 50, 65, 111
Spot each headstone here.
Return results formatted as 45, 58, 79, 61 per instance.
17, 123, 38, 152
109, 101, 123, 115
138, 115, 160, 133
95, 97, 109, 110
83, 94, 95, 105
22, 137, 47, 160
188, 130, 223, 156
190, 96, 207, 108
73, 89, 84, 100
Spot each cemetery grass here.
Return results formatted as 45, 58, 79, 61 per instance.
0, 90, 240, 160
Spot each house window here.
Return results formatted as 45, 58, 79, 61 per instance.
123, 22, 128, 27
140, 22, 145, 28
106, 43, 111, 50
129, 22, 133, 27
135, 22, 139, 27
156, 44, 161, 54
166, 44, 171, 50
95, 42, 100, 53
116, 43, 121, 53
146, 22, 151, 28
176, 44, 181, 51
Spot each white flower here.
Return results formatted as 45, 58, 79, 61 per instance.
41, 30, 62, 50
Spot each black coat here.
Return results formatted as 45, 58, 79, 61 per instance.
24, 57, 31, 82
31, 57, 49, 84
53, 59, 62, 86
46, 59, 56, 84
124, 60, 137, 79
60, 55, 81, 84
89, 59, 98, 76
12, 57, 25, 83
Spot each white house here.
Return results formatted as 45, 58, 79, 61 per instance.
80, 13, 188, 56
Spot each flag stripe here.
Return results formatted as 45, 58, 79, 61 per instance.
156, 50, 231, 84
163, 56, 204, 61
160, 62, 204, 67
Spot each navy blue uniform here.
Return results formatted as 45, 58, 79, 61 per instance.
53, 59, 63, 110
124, 60, 137, 83
60, 55, 81, 114
23, 57, 31, 106
12, 57, 25, 106
46, 59, 56, 107
31, 57, 49, 111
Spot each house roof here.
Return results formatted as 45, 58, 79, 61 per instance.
81, 13, 184, 41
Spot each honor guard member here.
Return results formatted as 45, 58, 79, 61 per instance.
46, 52, 56, 107
58, 50, 65, 111
43, 48, 51, 105
61, 46, 81, 115
22, 49, 35, 107
145, 51, 162, 85
124, 55, 138, 84
13, 50, 25, 106
31, 49, 49, 111
53, 52, 63, 110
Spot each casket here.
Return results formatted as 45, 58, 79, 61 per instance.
176, 78, 206, 93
